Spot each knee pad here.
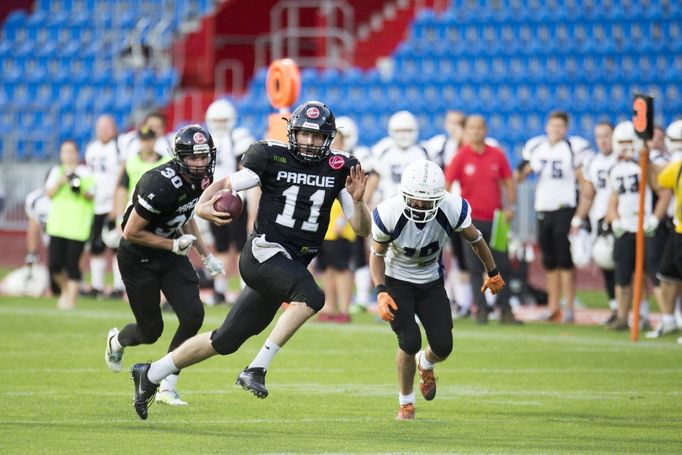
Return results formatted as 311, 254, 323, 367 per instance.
141, 318, 164, 344
397, 331, 422, 355
178, 309, 205, 336
210, 328, 245, 355
429, 336, 453, 360
292, 285, 325, 312
90, 238, 106, 255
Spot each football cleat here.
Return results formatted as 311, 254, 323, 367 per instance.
395, 403, 416, 420
606, 318, 629, 331
645, 322, 678, 339
104, 328, 124, 373
236, 367, 268, 398
131, 363, 158, 420
156, 389, 188, 406
416, 351, 437, 401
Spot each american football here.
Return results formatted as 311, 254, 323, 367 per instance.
213, 190, 243, 218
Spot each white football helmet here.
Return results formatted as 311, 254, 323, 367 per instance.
569, 229, 592, 269
0, 264, 49, 297
665, 119, 682, 157
592, 234, 615, 270
334, 116, 358, 152
612, 121, 636, 159
388, 110, 419, 149
205, 99, 237, 138
398, 160, 446, 222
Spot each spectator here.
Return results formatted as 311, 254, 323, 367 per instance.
84, 114, 125, 298
204, 99, 255, 304
445, 115, 520, 324
516, 111, 591, 323
44, 140, 96, 310
571, 121, 618, 323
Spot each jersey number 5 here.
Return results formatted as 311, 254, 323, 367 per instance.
275, 185, 326, 232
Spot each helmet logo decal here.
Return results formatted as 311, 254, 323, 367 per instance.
193, 132, 207, 144
328, 155, 345, 170
305, 107, 320, 119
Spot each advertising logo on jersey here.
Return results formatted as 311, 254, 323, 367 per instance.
328, 155, 345, 170
305, 107, 320, 119
193, 132, 207, 144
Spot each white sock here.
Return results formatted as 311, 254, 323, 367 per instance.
160, 373, 179, 392
354, 266, 371, 305
148, 353, 179, 384
110, 332, 123, 351
248, 338, 281, 370
112, 258, 124, 291
418, 351, 435, 370
608, 299, 617, 311
90, 256, 106, 291
399, 391, 416, 405
214, 276, 227, 294
662, 314, 677, 327
640, 300, 650, 318
454, 282, 472, 310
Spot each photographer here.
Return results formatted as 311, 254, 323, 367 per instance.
45, 140, 96, 310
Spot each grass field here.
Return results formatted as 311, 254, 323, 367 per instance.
1, 294, 681, 454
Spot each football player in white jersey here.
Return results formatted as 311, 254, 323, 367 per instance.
516, 111, 592, 323
665, 120, 682, 162
605, 121, 670, 331
370, 160, 505, 420
84, 115, 126, 298
204, 99, 255, 303
366, 110, 429, 204
571, 121, 618, 322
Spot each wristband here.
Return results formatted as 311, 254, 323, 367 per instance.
376, 284, 387, 294
487, 268, 499, 277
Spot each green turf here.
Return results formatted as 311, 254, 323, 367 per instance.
1, 295, 681, 454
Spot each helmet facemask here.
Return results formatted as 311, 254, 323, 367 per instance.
173, 126, 217, 181
287, 101, 337, 164
401, 193, 444, 223
399, 159, 447, 223
288, 127, 335, 163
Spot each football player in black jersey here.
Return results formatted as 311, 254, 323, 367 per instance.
105, 125, 225, 407
129, 101, 371, 419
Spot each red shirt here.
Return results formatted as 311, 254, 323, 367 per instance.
445, 144, 512, 221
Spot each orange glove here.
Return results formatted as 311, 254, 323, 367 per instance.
481, 273, 505, 295
377, 286, 398, 321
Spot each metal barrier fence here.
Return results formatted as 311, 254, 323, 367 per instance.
0, 160, 54, 230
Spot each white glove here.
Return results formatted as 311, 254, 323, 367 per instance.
570, 216, 583, 229
171, 234, 196, 256
202, 253, 225, 276
644, 215, 659, 235
611, 219, 626, 238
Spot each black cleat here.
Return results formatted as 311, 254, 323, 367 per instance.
131, 363, 158, 420
236, 367, 268, 398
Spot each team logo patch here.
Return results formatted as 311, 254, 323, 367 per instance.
328, 155, 345, 170
305, 107, 320, 119
193, 132, 207, 144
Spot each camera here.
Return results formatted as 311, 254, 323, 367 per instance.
67, 173, 81, 194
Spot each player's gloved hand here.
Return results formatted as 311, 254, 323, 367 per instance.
376, 285, 398, 322
644, 214, 659, 236
481, 272, 505, 295
202, 253, 225, 276
171, 234, 197, 256
611, 219, 626, 238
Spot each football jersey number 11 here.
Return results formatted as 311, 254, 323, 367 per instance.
276, 185, 325, 232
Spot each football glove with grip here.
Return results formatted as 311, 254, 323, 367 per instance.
202, 253, 225, 276
377, 291, 398, 322
644, 214, 659, 236
481, 274, 505, 295
611, 219, 626, 238
172, 235, 196, 256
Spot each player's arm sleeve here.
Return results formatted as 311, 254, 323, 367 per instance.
230, 168, 261, 192
371, 205, 393, 244
337, 188, 355, 221
239, 142, 269, 177
451, 197, 472, 232
132, 173, 173, 221
119, 168, 130, 189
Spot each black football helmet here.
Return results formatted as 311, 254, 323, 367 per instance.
287, 101, 336, 164
172, 124, 216, 180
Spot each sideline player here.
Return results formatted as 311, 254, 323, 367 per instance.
128, 101, 371, 420
370, 160, 505, 420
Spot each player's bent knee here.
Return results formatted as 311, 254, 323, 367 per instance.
209, 331, 244, 356
430, 337, 453, 359
293, 286, 325, 312
398, 333, 422, 355
141, 319, 164, 344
